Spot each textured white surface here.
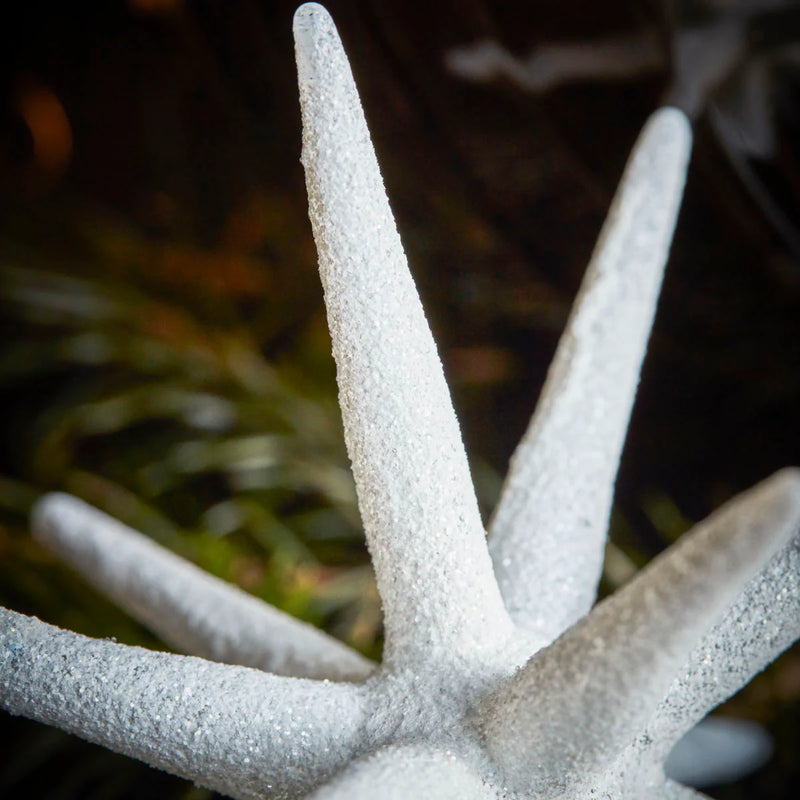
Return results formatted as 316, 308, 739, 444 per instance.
482, 468, 800, 795
630, 522, 800, 766
294, 2, 513, 667
0, 608, 367, 800
304, 746, 488, 800
32, 493, 373, 681
1, 4, 799, 800
488, 106, 691, 644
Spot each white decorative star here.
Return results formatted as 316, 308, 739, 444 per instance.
2, 4, 799, 799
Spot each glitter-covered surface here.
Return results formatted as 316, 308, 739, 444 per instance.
487, 89, 689, 645
32, 493, 373, 681
2, 4, 799, 799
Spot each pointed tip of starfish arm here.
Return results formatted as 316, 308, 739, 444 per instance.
481, 468, 800, 795
304, 745, 490, 800
293, 3, 333, 39
488, 106, 692, 643
0, 607, 368, 800
31, 492, 374, 681
634, 468, 800, 761
293, 4, 512, 663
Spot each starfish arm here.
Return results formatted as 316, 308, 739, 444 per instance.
664, 717, 772, 788
293, 2, 512, 667
480, 468, 800, 795
633, 488, 800, 764
0, 608, 368, 800
32, 492, 374, 681
488, 107, 692, 643
303, 745, 490, 800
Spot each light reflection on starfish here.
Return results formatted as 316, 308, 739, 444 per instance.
2, 4, 799, 799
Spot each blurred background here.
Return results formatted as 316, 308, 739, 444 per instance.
1, 0, 799, 797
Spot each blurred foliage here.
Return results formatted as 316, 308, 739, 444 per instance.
0, 190, 402, 799
1, 0, 799, 798
0, 250, 383, 626
0, 209, 384, 796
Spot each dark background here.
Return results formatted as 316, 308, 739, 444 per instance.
1, 1, 799, 798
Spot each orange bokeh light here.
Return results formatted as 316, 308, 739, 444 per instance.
19, 85, 73, 175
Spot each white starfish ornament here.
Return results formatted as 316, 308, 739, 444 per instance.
2, 4, 800, 799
